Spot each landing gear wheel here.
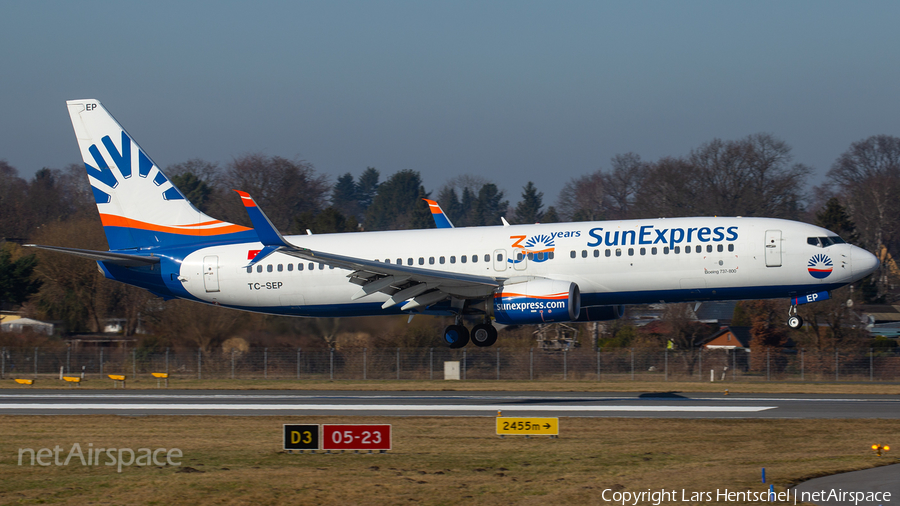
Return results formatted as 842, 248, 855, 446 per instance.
471, 323, 498, 347
443, 325, 470, 348
787, 315, 803, 329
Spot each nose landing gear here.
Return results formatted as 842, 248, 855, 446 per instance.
787, 305, 803, 329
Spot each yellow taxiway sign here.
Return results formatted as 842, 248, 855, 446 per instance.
496, 417, 558, 435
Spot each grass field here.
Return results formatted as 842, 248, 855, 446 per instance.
1, 415, 897, 505
3, 377, 900, 394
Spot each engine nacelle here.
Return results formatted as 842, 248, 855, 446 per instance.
575, 305, 625, 322
492, 279, 580, 325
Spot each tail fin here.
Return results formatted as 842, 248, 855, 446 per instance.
66, 100, 253, 250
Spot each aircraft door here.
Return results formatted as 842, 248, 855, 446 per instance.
493, 249, 507, 271
765, 230, 782, 267
513, 248, 527, 271
203, 255, 220, 292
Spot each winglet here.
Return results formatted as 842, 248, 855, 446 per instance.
423, 199, 454, 228
234, 190, 296, 266
234, 190, 290, 247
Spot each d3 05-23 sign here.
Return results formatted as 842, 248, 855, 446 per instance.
322, 424, 391, 451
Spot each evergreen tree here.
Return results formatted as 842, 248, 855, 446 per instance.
459, 187, 475, 227
331, 173, 359, 218
514, 181, 544, 224
542, 206, 560, 223
815, 197, 858, 243
364, 170, 427, 231
472, 183, 508, 226
356, 167, 380, 213
0, 244, 41, 309
170, 172, 213, 213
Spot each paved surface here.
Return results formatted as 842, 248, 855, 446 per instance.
1, 390, 898, 417
792, 464, 899, 506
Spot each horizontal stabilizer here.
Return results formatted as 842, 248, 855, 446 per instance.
25, 244, 160, 267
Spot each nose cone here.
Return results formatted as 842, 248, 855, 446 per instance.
852, 247, 880, 280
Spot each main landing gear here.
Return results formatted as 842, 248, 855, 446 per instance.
443, 319, 498, 348
787, 305, 803, 329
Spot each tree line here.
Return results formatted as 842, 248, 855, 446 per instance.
1, 132, 898, 353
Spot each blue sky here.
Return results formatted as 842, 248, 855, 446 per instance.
2, 1, 898, 205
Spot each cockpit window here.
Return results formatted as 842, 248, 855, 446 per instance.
808, 236, 846, 248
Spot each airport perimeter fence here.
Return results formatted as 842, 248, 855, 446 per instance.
2, 346, 900, 384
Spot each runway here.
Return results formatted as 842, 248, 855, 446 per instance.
1, 390, 899, 417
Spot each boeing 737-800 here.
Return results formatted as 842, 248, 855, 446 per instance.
28, 100, 880, 348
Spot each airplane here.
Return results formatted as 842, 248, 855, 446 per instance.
28, 99, 880, 348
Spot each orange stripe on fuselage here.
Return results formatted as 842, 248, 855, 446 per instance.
99, 214, 251, 236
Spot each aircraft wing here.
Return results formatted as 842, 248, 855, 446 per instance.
234, 191, 500, 310
24, 244, 161, 267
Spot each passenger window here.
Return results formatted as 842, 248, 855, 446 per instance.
663, 247, 669, 254
640, 247, 646, 255
329, 265, 334, 269
496, 253, 503, 262
549, 252, 554, 259
308, 263, 314, 270
628, 248, 634, 256
246, 266, 252, 273
461, 255, 467, 264
484, 254, 490, 262
418, 257, 424, 265
517, 252, 524, 261
319, 263, 325, 270
277, 264, 283, 272
298, 263, 304, 271
728, 244, 734, 252
450, 256, 456, 264
582, 250, 588, 258
429, 257, 435, 265
651, 247, 657, 255
407, 258, 413, 266
472, 255, 477, 263
605, 249, 611, 257
674, 246, 680, 254
440, 256, 446, 264
706, 245, 712, 253
287, 264, 293, 272
594, 249, 600, 258
615, 248, 622, 257
267, 265, 273, 272
717, 244, 723, 252
385, 259, 390, 264
527, 252, 534, 260
257, 265, 263, 273
570, 251, 576, 259
685, 246, 691, 254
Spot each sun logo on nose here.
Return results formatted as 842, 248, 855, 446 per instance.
808, 253, 833, 279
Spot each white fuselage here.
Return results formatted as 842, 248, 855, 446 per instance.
175, 217, 874, 317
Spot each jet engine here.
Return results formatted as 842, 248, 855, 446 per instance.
491, 279, 580, 325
